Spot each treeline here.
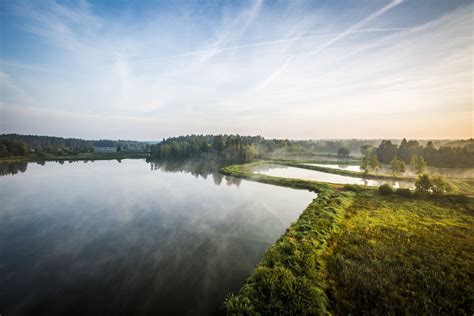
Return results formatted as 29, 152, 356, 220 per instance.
374, 139, 474, 168
289, 139, 467, 156
150, 135, 474, 166
150, 135, 297, 162
0, 134, 94, 156
304, 139, 380, 155
0, 134, 147, 157
95, 139, 145, 151
0, 140, 30, 157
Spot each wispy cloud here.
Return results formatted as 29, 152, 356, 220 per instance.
0, 0, 472, 139
256, 0, 405, 91
9, 0, 102, 52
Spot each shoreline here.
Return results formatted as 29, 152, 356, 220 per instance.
0, 152, 149, 164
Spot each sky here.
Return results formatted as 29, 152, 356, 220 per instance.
0, 0, 472, 140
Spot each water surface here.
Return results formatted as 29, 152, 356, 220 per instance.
305, 163, 474, 179
255, 164, 414, 189
0, 160, 315, 315
305, 163, 361, 172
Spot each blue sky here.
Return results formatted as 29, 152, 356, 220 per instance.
0, 0, 472, 140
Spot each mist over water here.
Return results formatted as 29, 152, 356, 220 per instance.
0, 160, 315, 315
254, 164, 415, 189
306, 163, 362, 172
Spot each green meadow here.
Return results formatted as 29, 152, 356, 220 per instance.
223, 160, 474, 315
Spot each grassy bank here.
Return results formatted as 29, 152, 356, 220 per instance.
264, 156, 362, 165
220, 161, 334, 193
448, 178, 474, 196
0, 152, 148, 164
222, 161, 474, 315
277, 160, 414, 181
224, 188, 356, 315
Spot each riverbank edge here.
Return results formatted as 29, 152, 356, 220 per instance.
223, 183, 355, 314
0, 152, 148, 164
221, 161, 358, 314
221, 161, 344, 192
270, 159, 415, 181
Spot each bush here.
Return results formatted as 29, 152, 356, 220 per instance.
378, 184, 393, 195
337, 147, 350, 157
342, 184, 362, 192
415, 174, 431, 193
415, 174, 450, 195
431, 176, 451, 195
395, 188, 412, 197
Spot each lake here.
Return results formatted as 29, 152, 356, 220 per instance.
255, 164, 415, 189
0, 159, 315, 315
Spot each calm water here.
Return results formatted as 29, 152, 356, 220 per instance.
255, 165, 415, 189
0, 160, 315, 315
305, 163, 474, 179
305, 163, 362, 172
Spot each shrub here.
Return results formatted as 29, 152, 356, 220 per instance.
395, 188, 412, 197
378, 184, 393, 195
415, 174, 450, 195
431, 176, 451, 195
342, 184, 362, 192
415, 174, 432, 193
337, 147, 350, 157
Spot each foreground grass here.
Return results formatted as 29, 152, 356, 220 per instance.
222, 161, 474, 315
325, 192, 474, 315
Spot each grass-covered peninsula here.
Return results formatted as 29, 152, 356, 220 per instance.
222, 161, 474, 315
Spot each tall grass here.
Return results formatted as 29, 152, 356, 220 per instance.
224, 189, 355, 315
325, 192, 474, 314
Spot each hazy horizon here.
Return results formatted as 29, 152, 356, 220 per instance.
1, 131, 472, 143
1, 0, 473, 140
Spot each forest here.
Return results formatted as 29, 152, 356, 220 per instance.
150, 135, 284, 161
150, 135, 474, 167
1, 133, 473, 169
0, 134, 145, 158
374, 139, 474, 168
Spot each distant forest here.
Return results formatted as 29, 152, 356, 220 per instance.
150, 135, 474, 167
373, 139, 474, 168
151, 135, 273, 161
0, 134, 145, 157
1, 133, 472, 167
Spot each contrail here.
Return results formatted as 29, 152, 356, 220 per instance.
256, 0, 405, 90
307, 0, 404, 57
131, 27, 408, 63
